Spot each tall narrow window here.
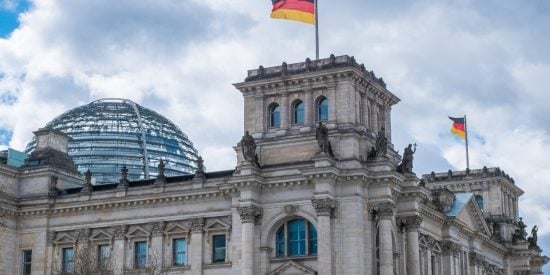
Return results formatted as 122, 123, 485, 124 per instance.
22, 250, 32, 275
270, 104, 281, 128
134, 241, 147, 268
293, 100, 304, 124
212, 235, 226, 263
275, 219, 317, 257
318, 98, 328, 121
475, 195, 484, 210
98, 244, 110, 270
173, 239, 187, 266
62, 247, 74, 273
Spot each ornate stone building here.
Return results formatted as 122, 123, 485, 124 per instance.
0, 55, 547, 275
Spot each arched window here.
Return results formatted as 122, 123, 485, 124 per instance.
269, 104, 281, 128
275, 219, 317, 257
293, 100, 304, 124
317, 97, 328, 121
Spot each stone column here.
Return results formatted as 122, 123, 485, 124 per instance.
402, 216, 423, 275
377, 202, 394, 275
442, 241, 460, 275
312, 198, 336, 275
327, 84, 337, 122
385, 107, 392, 142
238, 205, 262, 275
190, 218, 204, 275
280, 94, 289, 129
112, 225, 127, 275
255, 94, 265, 133
305, 89, 313, 126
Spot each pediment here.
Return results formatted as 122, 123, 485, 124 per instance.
204, 219, 230, 231
268, 261, 316, 275
126, 226, 150, 238
90, 229, 112, 241
452, 195, 491, 236
54, 232, 76, 244
164, 224, 189, 235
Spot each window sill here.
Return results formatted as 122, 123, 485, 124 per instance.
270, 255, 317, 263
203, 262, 232, 269
162, 265, 190, 272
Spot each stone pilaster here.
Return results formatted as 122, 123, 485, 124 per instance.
312, 198, 336, 275
190, 218, 204, 275
150, 221, 165, 267
112, 225, 127, 275
238, 206, 262, 275
442, 241, 461, 275
377, 202, 394, 275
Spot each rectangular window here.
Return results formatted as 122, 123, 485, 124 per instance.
62, 247, 74, 273
134, 241, 147, 268
98, 244, 110, 269
212, 235, 226, 263
22, 250, 32, 275
173, 239, 187, 266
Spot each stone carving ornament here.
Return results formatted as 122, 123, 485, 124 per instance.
113, 225, 128, 239
376, 202, 394, 219
151, 221, 166, 235
401, 216, 423, 231
241, 131, 260, 166
315, 122, 334, 158
284, 205, 298, 216
441, 240, 461, 256
191, 218, 205, 233
375, 128, 388, 157
311, 198, 337, 217
397, 143, 417, 173
237, 205, 263, 224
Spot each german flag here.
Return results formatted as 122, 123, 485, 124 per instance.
271, 0, 315, 25
449, 116, 466, 139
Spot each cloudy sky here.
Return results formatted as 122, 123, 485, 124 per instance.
1, 0, 549, 269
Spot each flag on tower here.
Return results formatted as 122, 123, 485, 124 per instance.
449, 116, 466, 139
271, 0, 315, 24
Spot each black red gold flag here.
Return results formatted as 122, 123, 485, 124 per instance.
271, 0, 315, 24
449, 116, 466, 139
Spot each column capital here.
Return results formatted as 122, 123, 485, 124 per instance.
399, 215, 423, 231
237, 205, 263, 223
441, 240, 461, 256
312, 198, 337, 217
376, 202, 395, 219
191, 217, 205, 233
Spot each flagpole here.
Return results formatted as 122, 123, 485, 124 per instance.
464, 114, 470, 170
314, 0, 319, 60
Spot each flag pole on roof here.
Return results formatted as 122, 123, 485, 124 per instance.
270, 0, 319, 60
449, 115, 470, 170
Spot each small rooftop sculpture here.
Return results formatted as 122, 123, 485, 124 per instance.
315, 122, 334, 158
397, 143, 417, 173
241, 131, 260, 166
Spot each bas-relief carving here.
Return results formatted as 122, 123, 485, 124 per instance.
311, 198, 336, 217
237, 205, 263, 223
284, 205, 298, 216
375, 202, 394, 218
191, 217, 205, 233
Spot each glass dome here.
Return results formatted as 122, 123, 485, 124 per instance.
25, 98, 199, 183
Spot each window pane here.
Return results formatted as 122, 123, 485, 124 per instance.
308, 222, 318, 255
63, 248, 74, 272
173, 239, 187, 266
318, 98, 328, 121
294, 101, 304, 124
270, 105, 281, 128
276, 227, 285, 257
22, 250, 32, 275
98, 245, 110, 269
135, 242, 147, 268
212, 235, 226, 263
287, 219, 306, 256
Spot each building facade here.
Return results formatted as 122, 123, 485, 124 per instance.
0, 55, 547, 275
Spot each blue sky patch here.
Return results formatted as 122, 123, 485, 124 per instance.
0, 0, 30, 38
0, 128, 13, 145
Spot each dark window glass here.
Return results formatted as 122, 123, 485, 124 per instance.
308, 222, 317, 255
288, 219, 306, 256
475, 195, 484, 210
270, 105, 281, 128
318, 98, 328, 121
212, 235, 226, 263
173, 239, 187, 266
22, 250, 32, 275
294, 101, 304, 124
98, 245, 110, 270
62, 247, 74, 273
276, 227, 285, 257
134, 241, 147, 268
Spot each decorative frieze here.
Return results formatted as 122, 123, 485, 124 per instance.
191, 217, 205, 233
311, 198, 337, 217
237, 205, 263, 223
